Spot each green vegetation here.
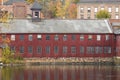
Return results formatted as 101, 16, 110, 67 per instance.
26, 0, 77, 19
96, 10, 111, 19
0, 10, 23, 64
1, 45, 23, 64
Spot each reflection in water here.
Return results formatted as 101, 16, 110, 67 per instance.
0, 65, 120, 80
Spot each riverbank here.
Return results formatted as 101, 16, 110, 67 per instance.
114, 57, 120, 65
24, 57, 115, 65
1, 57, 120, 66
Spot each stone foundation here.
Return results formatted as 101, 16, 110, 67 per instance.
24, 57, 114, 65
113, 57, 120, 65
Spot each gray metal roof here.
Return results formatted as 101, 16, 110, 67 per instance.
0, 19, 113, 34
79, 0, 120, 3
111, 22, 120, 34
112, 22, 120, 26
4, 0, 25, 5
114, 29, 120, 34
31, 1, 42, 10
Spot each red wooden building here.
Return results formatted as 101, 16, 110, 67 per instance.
109, 19, 120, 58
0, 19, 116, 58
0, 0, 118, 58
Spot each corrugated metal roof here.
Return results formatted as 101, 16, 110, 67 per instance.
114, 29, 120, 34
4, 0, 25, 5
0, 19, 113, 34
112, 22, 120, 26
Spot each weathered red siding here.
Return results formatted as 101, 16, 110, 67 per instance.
116, 34, 120, 57
2, 33, 115, 58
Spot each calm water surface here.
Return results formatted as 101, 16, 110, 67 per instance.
0, 65, 120, 80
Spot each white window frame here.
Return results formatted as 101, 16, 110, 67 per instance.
28, 34, 33, 41
80, 35, 84, 40
80, 8, 84, 13
94, 8, 98, 12
116, 15, 119, 19
106, 35, 109, 40
97, 35, 101, 41
11, 35, 15, 41
101, 8, 104, 10
88, 35, 92, 40
115, 7, 119, 12
87, 8, 91, 12
108, 7, 112, 12
37, 34, 42, 40
34, 11, 39, 18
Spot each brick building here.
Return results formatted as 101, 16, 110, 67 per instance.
0, 0, 31, 18
77, 0, 120, 19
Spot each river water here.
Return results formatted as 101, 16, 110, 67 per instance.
0, 65, 120, 80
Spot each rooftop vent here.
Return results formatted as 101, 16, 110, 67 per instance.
31, 1, 42, 22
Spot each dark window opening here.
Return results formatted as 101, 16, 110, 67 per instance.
37, 46, 42, 53
46, 35, 50, 40
71, 35, 76, 40
35, 12, 39, 18
54, 46, 59, 53
46, 46, 50, 53
28, 46, 33, 53
20, 35, 24, 41
71, 46, 76, 53
20, 46, 24, 53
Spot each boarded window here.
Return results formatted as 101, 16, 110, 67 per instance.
54, 46, 59, 53
63, 46, 67, 54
